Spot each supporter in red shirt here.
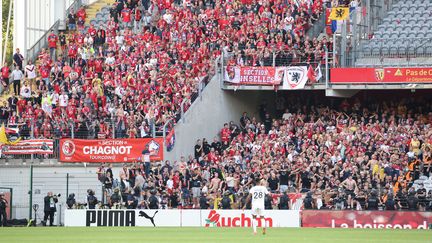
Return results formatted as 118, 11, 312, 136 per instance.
76, 7, 86, 29
220, 123, 231, 143
1, 64, 10, 88
88, 24, 97, 38
121, 6, 132, 28
47, 30, 58, 60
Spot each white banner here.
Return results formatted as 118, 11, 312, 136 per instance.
282, 66, 308, 90
0, 139, 54, 154
65, 209, 300, 227
198, 210, 300, 228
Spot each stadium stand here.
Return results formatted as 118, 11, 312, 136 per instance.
356, 0, 432, 66
2, 0, 432, 217
92, 92, 432, 211
1, 0, 328, 141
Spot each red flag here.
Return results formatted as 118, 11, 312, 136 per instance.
307, 65, 317, 83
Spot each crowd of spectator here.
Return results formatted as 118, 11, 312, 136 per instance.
0, 0, 333, 140
82, 93, 432, 211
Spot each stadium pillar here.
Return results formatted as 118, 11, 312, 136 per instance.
366, 0, 371, 34
23, 0, 28, 60
71, 122, 75, 138
332, 33, 336, 67
379, 0, 384, 25
66, 173, 69, 201
112, 120, 115, 138
324, 46, 329, 89
272, 51, 275, 67
152, 120, 156, 138
30, 118, 34, 163
9, 188, 13, 220
352, 10, 358, 66
29, 165, 33, 220
340, 20, 347, 67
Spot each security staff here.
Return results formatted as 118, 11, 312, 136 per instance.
43, 192, 58, 226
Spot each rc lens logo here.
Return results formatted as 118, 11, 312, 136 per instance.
375, 69, 384, 81
62, 140, 76, 156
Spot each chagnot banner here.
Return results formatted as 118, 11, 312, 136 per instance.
302, 210, 432, 229
331, 67, 432, 83
59, 138, 164, 163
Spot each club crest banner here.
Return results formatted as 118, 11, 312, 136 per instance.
282, 66, 308, 89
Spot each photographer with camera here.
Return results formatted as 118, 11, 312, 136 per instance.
278, 191, 290, 209
66, 194, 76, 209
87, 189, 98, 209
303, 192, 315, 209
199, 192, 210, 209
334, 190, 347, 210
126, 189, 138, 209
43, 192, 58, 226
220, 191, 231, 209
110, 188, 122, 209
148, 190, 159, 209
0, 193, 8, 227
366, 190, 379, 210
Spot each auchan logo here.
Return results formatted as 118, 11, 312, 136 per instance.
204, 210, 273, 227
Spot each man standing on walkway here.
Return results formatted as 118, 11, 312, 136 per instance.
47, 30, 58, 60
11, 66, 23, 96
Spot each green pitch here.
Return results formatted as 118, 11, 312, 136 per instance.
1, 227, 431, 243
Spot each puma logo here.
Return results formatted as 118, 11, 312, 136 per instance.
138, 210, 158, 227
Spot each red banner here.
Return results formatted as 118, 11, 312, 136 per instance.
302, 210, 432, 229
224, 66, 284, 85
59, 138, 164, 163
331, 67, 432, 83
325, 8, 333, 35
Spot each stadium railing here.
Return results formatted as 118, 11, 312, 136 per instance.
337, 39, 432, 68
332, 0, 402, 68
220, 50, 330, 85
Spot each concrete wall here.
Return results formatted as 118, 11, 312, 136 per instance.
164, 74, 277, 162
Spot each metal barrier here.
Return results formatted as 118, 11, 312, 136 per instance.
223, 51, 327, 68
342, 41, 432, 67
335, 0, 400, 67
